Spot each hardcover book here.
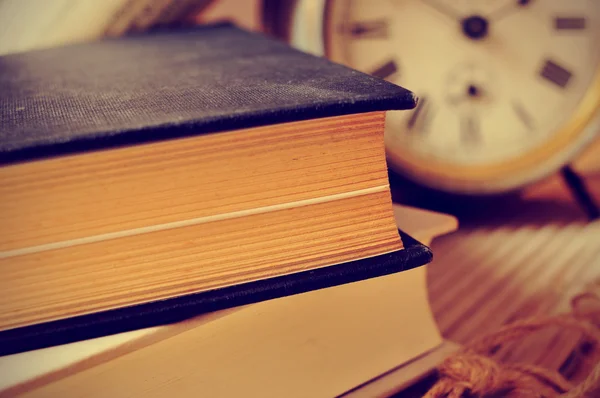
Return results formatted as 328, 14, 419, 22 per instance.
0, 23, 428, 354
0, 205, 458, 398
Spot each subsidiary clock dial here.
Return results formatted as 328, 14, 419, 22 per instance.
265, 0, 600, 194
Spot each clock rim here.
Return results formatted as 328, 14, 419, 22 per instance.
271, 0, 600, 194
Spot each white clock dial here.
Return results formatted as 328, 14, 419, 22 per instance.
281, 0, 600, 193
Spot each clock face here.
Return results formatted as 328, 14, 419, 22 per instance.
279, 0, 600, 193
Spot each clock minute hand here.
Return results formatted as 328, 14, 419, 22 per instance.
487, 0, 532, 22
420, 0, 462, 22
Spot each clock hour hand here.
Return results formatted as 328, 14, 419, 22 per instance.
420, 0, 462, 21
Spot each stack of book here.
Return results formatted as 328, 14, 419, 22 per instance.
0, 24, 455, 397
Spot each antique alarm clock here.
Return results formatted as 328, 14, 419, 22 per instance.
263, 0, 600, 195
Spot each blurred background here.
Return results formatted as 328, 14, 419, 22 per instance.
1, 0, 599, 387
1, 0, 598, 211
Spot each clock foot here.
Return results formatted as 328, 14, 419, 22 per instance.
561, 165, 600, 221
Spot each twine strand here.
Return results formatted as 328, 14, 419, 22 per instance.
423, 283, 600, 397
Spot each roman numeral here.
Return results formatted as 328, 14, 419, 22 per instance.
512, 101, 534, 130
370, 60, 398, 80
407, 97, 426, 129
407, 96, 434, 132
540, 59, 572, 88
555, 17, 586, 30
345, 20, 389, 38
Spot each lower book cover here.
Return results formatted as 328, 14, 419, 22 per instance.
0, 230, 432, 356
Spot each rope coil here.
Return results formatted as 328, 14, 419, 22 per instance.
424, 283, 600, 397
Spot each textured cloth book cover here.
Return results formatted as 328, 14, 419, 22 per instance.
0, 23, 416, 164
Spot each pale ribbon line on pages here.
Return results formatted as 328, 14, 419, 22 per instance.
0, 185, 390, 259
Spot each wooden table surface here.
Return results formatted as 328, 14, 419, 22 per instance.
425, 170, 600, 375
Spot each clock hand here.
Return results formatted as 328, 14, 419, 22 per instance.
487, 0, 533, 22
420, 1, 490, 41
420, 0, 462, 21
